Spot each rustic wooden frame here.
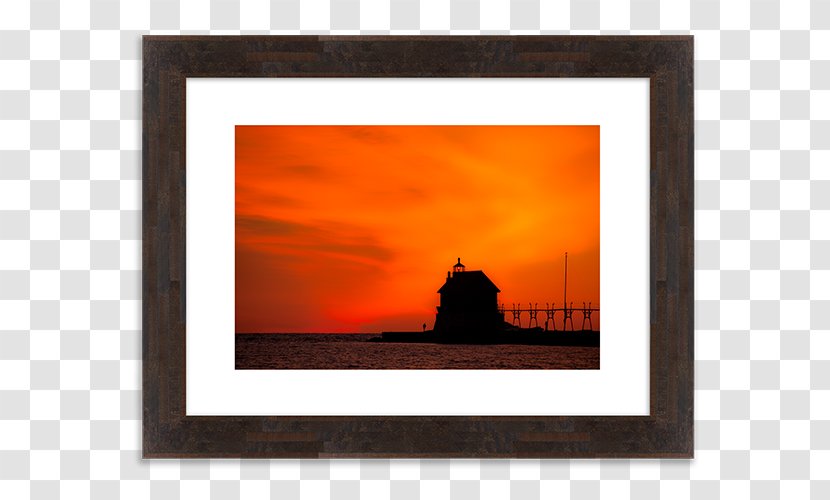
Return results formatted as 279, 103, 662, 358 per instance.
143, 36, 693, 458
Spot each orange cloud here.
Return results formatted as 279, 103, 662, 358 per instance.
236, 125, 599, 333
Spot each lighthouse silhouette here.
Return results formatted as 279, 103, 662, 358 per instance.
432, 258, 506, 335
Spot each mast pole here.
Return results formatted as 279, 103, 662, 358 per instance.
563, 252, 568, 329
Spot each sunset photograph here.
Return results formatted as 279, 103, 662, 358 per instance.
235, 125, 600, 370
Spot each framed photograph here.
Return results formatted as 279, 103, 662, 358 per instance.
143, 36, 693, 458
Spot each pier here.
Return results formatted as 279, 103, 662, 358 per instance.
500, 302, 599, 331
378, 255, 600, 346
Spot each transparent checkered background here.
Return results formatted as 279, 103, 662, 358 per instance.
1, 0, 829, 499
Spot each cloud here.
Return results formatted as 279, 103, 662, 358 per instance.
236, 215, 396, 264
235, 125, 600, 332
338, 126, 394, 144
279, 163, 333, 179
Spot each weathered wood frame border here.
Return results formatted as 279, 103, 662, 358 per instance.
143, 36, 693, 458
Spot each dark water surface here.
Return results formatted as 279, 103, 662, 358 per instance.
236, 334, 599, 370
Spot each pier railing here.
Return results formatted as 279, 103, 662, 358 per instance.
498, 302, 599, 331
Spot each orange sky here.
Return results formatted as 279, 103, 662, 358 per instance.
235, 125, 599, 333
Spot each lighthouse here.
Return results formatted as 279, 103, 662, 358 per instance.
433, 258, 505, 335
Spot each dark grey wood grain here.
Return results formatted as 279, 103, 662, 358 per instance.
143, 36, 694, 458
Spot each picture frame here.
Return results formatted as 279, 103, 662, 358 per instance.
143, 36, 693, 458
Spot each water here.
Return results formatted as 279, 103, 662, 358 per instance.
236, 334, 599, 370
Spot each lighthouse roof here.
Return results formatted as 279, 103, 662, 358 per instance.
437, 270, 500, 294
